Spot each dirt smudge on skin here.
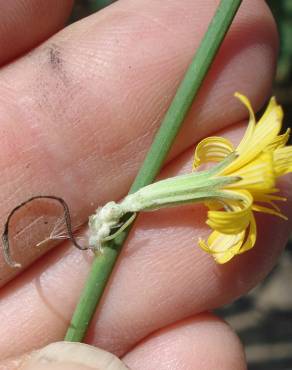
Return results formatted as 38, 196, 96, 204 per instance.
49, 44, 63, 71
47, 43, 69, 87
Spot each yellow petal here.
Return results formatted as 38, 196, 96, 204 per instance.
193, 137, 234, 169
226, 151, 275, 191
252, 191, 286, 213
252, 204, 287, 220
257, 96, 282, 129
238, 213, 257, 253
244, 97, 283, 154
273, 146, 292, 177
252, 192, 286, 203
206, 190, 252, 234
234, 92, 256, 155
267, 128, 290, 151
224, 95, 283, 174
199, 230, 244, 264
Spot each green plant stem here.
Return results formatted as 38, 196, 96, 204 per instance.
65, 0, 242, 342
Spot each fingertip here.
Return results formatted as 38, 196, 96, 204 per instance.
123, 313, 247, 370
18, 342, 129, 370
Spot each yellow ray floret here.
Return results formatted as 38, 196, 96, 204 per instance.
194, 93, 292, 263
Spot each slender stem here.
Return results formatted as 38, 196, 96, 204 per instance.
65, 0, 242, 342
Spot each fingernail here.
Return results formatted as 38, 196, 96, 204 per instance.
21, 342, 130, 370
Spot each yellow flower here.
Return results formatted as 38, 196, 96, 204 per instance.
193, 93, 292, 263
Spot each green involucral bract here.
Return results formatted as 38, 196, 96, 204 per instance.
88, 153, 241, 248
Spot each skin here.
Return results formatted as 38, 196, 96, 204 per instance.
0, 0, 290, 369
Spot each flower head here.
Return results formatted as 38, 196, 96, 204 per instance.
194, 93, 292, 263
86, 93, 292, 265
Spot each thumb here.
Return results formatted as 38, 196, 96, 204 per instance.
5, 342, 130, 370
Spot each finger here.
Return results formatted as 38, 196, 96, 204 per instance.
0, 1, 73, 66
123, 313, 246, 370
0, 342, 129, 370
0, 0, 277, 283
0, 123, 291, 359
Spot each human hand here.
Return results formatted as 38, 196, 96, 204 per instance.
0, 1, 289, 369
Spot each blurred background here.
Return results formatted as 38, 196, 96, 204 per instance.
71, 1, 292, 369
